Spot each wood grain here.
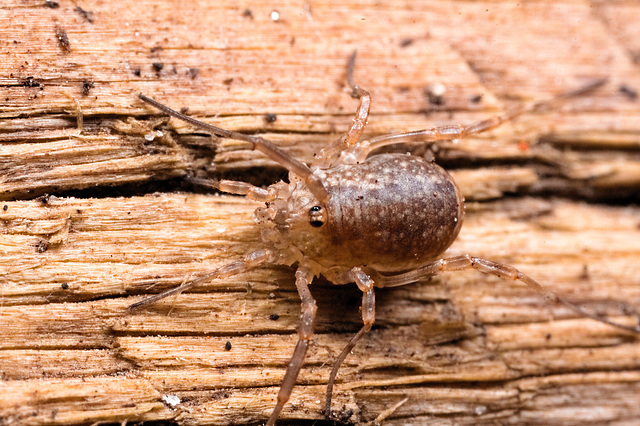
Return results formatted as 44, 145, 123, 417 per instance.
1, 1, 639, 425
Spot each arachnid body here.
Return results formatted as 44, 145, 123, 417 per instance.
135, 53, 639, 425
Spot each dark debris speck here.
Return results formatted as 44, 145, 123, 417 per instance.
21, 76, 42, 88
36, 240, 49, 253
82, 80, 94, 96
187, 67, 199, 79
400, 38, 414, 47
74, 6, 95, 24
55, 26, 71, 53
470, 94, 483, 104
152, 62, 164, 73
619, 84, 638, 100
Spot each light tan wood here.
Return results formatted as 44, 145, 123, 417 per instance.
1, 1, 639, 425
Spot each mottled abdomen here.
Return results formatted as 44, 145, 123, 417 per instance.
321, 154, 464, 272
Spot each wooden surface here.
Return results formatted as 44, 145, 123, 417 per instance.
1, 1, 640, 425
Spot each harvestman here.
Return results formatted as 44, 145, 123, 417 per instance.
134, 52, 640, 425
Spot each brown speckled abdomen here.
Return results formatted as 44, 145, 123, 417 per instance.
321, 154, 464, 272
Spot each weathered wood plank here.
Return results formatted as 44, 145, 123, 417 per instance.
2, 1, 640, 201
1, 195, 639, 424
1, 0, 639, 425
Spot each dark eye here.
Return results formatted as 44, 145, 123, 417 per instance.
309, 205, 325, 228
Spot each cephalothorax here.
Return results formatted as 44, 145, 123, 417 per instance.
135, 52, 639, 425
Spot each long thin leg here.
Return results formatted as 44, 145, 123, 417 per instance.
372, 255, 640, 334
266, 265, 317, 426
186, 176, 279, 203
128, 249, 274, 310
325, 267, 375, 418
348, 77, 608, 162
138, 94, 329, 202
314, 51, 372, 168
